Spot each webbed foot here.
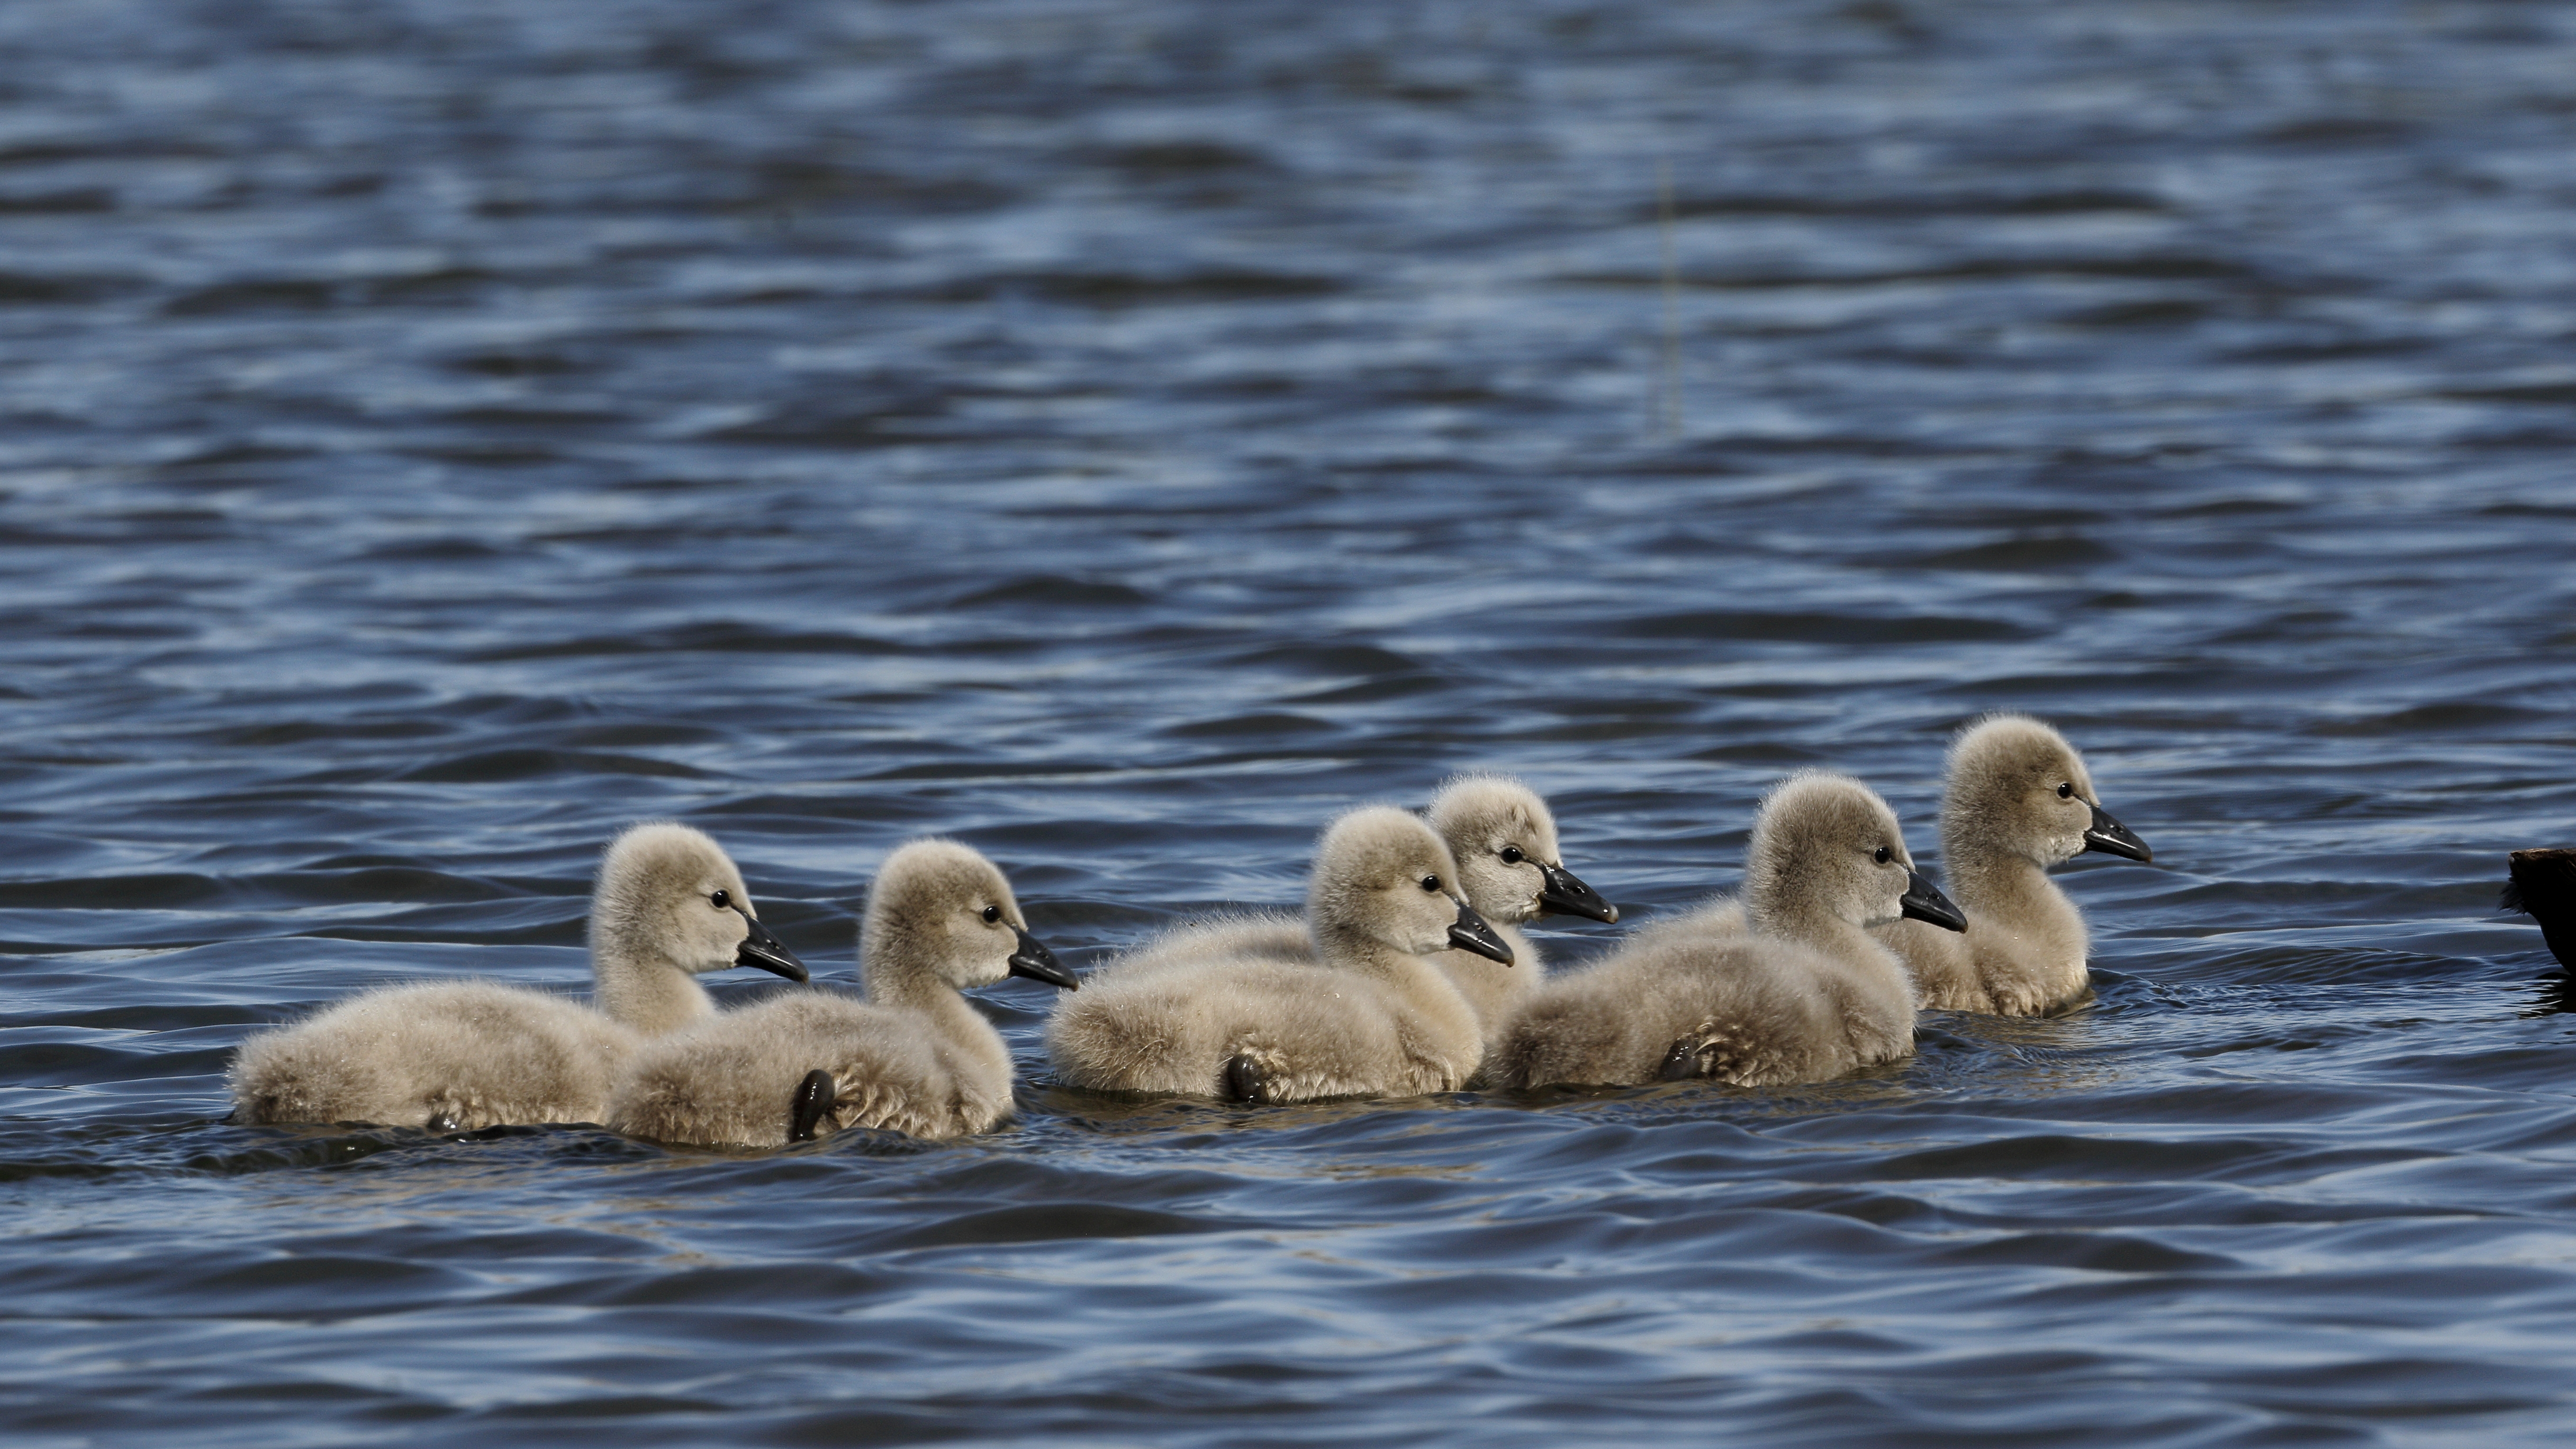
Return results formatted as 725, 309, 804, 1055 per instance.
1221, 1054, 1266, 1104
1658, 1040, 1709, 1081
789, 1069, 836, 1143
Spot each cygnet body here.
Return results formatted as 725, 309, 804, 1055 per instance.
1879, 715, 2152, 1015
1046, 806, 1514, 1102
1487, 773, 1961, 1089
607, 838, 1077, 1146
1106, 777, 1617, 1056
229, 824, 809, 1130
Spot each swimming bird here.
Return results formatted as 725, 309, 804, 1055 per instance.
1485, 772, 1960, 1090
1102, 776, 1616, 1055
2504, 848, 2576, 970
606, 838, 1076, 1146
1045, 806, 1513, 1103
1878, 715, 2152, 1015
229, 823, 810, 1131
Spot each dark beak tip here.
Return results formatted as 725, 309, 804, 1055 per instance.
1446, 905, 1516, 966
1007, 930, 1080, 990
1900, 871, 1970, 934
739, 944, 810, 983
2084, 805, 2153, 863
1537, 863, 1621, 924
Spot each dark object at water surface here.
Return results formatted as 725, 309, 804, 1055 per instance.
2503, 849, 2576, 969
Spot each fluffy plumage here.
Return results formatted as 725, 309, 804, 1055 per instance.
1046, 806, 1505, 1102
607, 838, 1073, 1146
1879, 715, 2152, 1015
1107, 777, 1615, 1060
1487, 773, 1935, 1089
229, 823, 805, 1130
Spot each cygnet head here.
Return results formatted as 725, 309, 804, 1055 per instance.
1943, 715, 2152, 867
860, 838, 1076, 995
1426, 774, 1618, 925
1309, 806, 1515, 964
591, 822, 809, 981
1746, 773, 1966, 934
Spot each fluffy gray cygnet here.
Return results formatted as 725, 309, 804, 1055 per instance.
229, 823, 810, 1132
607, 838, 1077, 1147
1045, 806, 1514, 1103
1486, 772, 1962, 1090
1105, 776, 1617, 1057
1878, 715, 2152, 1015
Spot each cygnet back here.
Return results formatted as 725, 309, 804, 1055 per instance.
607, 837, 1076, 1147
1488, 773, 1951, 1089
230, 822, 809, 1130
1101, 777, 1617, 1061
1046, 806, 1509, 1102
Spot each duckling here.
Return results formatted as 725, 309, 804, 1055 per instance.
1105, 776, 1616, 1054
1486, 772, 1960, 1090
606, 838, 1076, 1146
1046, 806, 1513, 1102
2504, 848, 2576, 970
229, 823, 809, 1131
1878, 715, 2152, 1015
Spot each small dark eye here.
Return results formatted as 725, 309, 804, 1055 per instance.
1499, 845, 1525, 864
1419, 875, 1441, 893
1873, 846, 1892, 865
710, 889, 732, 910
2058, 782, 2074, 799
981, 905, 1001, 924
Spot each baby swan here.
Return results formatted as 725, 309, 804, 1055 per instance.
1880, 715, 2152, 1015
1487, 773, 1961, 1090
1046, 806, 1513, 1103
2504, 848, 2576, 970
1110, 776, 1617, 1053
229, 823, 809, 1131
607, 838, 1076, 1147
1422, 775, 1618, 1051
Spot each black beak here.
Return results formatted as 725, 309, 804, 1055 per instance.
731, 906, 810, 982
1447, 900, 1515, 965
2083, 803, 2153, 863
1536, 860, 1620, 924
1900, 870, 1969, 933
1007, 927, 1079, 990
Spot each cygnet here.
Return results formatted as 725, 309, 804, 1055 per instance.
229, 823, 810, 1131
1486, 773, 1962, 1089
1046, 806, 1513, 1103
1878, 715, 2152, 1015
607, 838, 1077, 1146
1104, 776, 1617, 1056
2504, 848, 2576, 970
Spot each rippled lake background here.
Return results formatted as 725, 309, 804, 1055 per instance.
6, 0, 2576, 1442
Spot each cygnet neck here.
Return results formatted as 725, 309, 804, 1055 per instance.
1747, 886, 1883, 967
865, 958, 977, 1022
858, 916, 957, 1014
858, 927, 1009, 1082
589, 936, 717, 1037
1310, 919, 1428, 981
1942, 827, 2070, 919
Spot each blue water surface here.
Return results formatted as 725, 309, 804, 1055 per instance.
4, 1, 2576, 1444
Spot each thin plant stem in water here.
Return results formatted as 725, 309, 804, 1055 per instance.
1657, 157, 1683, 440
